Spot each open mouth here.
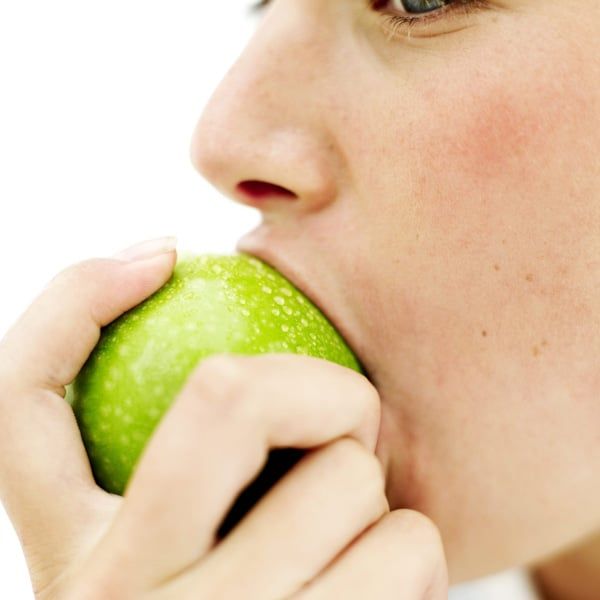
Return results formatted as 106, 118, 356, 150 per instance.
235, 239, 372, 382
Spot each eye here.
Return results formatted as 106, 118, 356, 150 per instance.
249, 0, 491, 39
387, 0, 448, 14
370, 0, 490, 38
250, 0, 451, 16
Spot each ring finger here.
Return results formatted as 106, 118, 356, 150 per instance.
290, 510, 448, 600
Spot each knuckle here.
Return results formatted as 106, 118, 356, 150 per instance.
192, 353, 245, 385
390, 509, 445, 557
48, 258, 119, 327
330, 438, 386, 498
357, 375, 381, 413
187, 354, 249, 414
375, 511, 448, 596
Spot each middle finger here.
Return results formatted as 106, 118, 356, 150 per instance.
153, 438, 389, 600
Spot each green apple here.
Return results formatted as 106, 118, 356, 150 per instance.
70, 253, 362, 506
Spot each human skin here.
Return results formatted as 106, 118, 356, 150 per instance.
0, 241, 447, 599
189, 0, 600, 593
1, 1, 599, 598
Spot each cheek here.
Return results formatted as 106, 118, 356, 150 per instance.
414, 33, 598, 207
441, 85, 552, 184
403, 32, 600, 280
337, 23, 600, 577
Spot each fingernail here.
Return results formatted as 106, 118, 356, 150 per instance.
113, 236, 178, 261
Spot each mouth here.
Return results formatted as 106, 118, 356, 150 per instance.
235, 235, 372, 381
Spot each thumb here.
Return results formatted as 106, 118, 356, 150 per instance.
0, 237, 176, 585
1, 236, 178, 396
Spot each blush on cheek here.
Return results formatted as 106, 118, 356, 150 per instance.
396, 37, 600, 300
416, 24, 598, 192
407, 38, 599, 249
422, 79, 564, 186
454, 87, 547, 181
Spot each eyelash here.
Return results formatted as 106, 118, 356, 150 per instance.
250, 0, 489, 38
371, 0, 489, 37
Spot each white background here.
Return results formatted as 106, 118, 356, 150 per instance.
0, 2, 259, 597
0, 2, 534, 597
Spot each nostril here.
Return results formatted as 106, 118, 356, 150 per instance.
237, 180, 298, 203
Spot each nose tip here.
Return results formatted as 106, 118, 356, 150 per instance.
190, 115, 338, 215
190, 130, 303, 211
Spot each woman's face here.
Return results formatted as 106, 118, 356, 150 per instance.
191, 0, 600, 583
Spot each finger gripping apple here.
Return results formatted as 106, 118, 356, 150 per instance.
70, 253, 362, 504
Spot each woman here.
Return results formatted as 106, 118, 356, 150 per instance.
0, 0, 598, 597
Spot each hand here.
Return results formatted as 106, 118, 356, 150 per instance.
0, 243, 448, 599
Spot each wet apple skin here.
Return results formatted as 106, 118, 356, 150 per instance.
71, 253, 362, 495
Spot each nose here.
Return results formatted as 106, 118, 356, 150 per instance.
190, 5, 341, 217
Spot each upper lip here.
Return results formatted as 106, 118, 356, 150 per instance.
235, 237, 369, 377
